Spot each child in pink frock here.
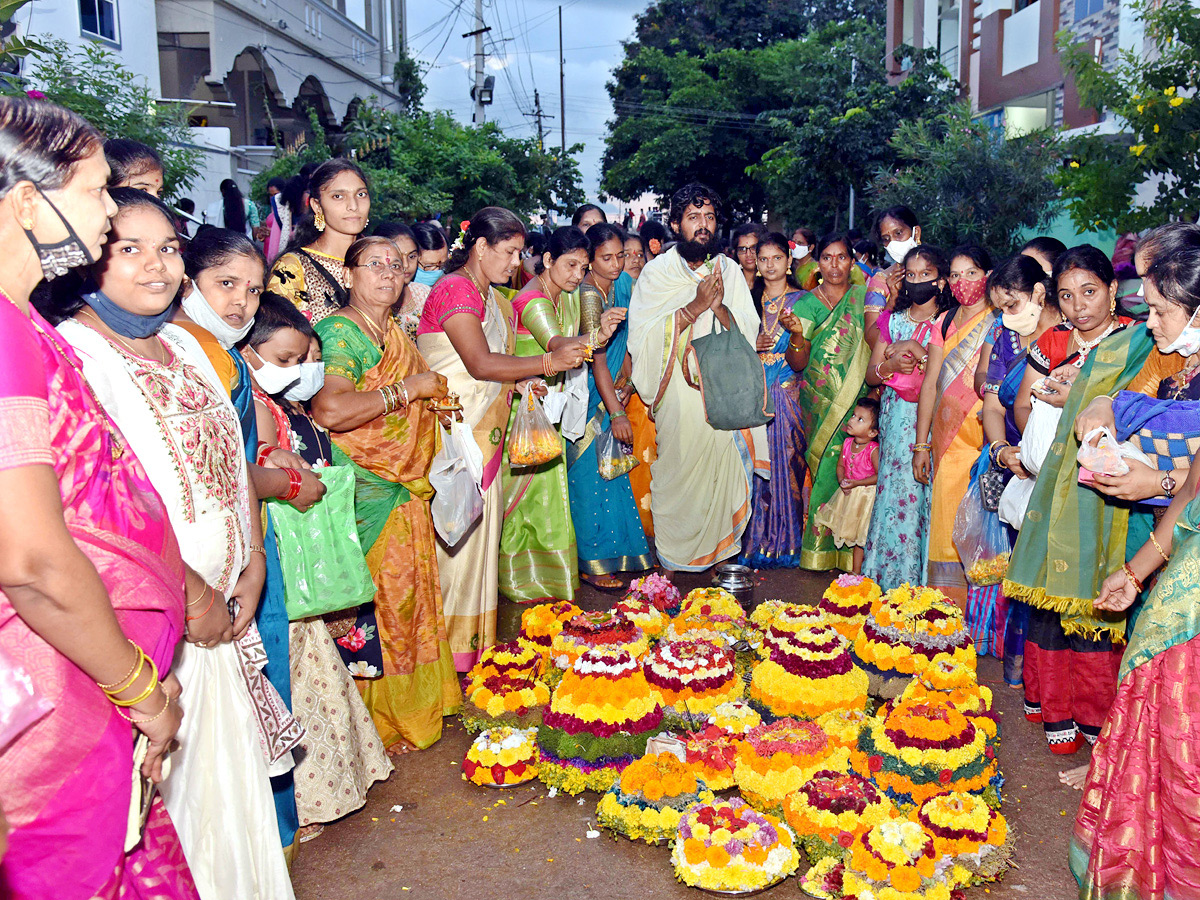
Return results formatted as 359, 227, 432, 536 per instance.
812, 399, 881, 574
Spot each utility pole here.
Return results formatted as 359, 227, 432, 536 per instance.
559, 4, 566, 152
473, 0, 485, 124
522, 89, 553, 151
847, 56, 857, 230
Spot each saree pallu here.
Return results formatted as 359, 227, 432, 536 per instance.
927, 309, 995, 604
741, 309, 807, 568
566, 283, 652, 576
498, 292, 581, 603
317, 316, 461, 748
1071, 496, 1200, 900
0, 305, 195, 900
798, 286, 870, 572
626, 393, 657, 538
961, 449, 1009, 660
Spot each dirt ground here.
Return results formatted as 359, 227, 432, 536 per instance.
292, 567, 1085, 900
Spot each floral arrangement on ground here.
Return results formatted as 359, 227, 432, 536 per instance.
734, 718, 851, 814
749, 624, 869, 719
624, 572, 682, 616
549, 610, 648, 669
644, 637, 742, 726
671, 796, 800, 891
900, 660, 998, 744
842, 819, 952, 900
596, 752, 715, 844
614, 595, 669, 640
783, 769, 897, 863
819, 574, 882, 641
461, 659, 551, 734
462, 726, 539, 786
518, 600, 581, 659
916, 791, 1012, 887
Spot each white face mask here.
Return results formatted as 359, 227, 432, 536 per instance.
282, 361, 325, 401
182, 287, 253, 350
886, 236, 919, 265
791, 244, 808, 260
249, 347, 301, 396
1002, 298, 1042, 336
1162, 307, 1200, 356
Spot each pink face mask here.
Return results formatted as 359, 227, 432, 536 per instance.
951, 277, 986, 307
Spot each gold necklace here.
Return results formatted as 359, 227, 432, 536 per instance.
348, 304, 386, 345
2, 289, 125, 459
464, 267, 489, 301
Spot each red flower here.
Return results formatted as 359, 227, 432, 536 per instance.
337, 626, 368, 651
985, 745, 995, 759
868, 755, 883, 772
460, 220, 471, 232
837, 831, 855, 848
788, 240, 797, 249
938, 768, 953, 784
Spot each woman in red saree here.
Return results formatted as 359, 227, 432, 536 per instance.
0, 98, 196, 899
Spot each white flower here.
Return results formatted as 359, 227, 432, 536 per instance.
347, 661, 380, 677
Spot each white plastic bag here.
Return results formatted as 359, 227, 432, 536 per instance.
1076, 425, 1154, 479
430, 423, 485, 547
1017, 395, 1062, 477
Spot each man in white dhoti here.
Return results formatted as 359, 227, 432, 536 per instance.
628, 183, 769, 574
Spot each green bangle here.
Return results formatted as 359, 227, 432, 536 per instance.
609, 410, 628, 419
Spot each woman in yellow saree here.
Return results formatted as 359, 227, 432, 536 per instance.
913, 245, 995, 606
312, 236, 460, 750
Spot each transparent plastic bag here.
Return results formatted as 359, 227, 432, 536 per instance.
953, 480, 1011, 586
596, 423, 637, 481
507, 390, 562, 468
430, 423, 485, 547
0, 646, 52, 751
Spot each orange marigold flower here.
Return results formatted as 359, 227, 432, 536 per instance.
643, 781, 664, 802
684, 838, 707, 865
705, 845, 731, 868
890, 865, 923, 892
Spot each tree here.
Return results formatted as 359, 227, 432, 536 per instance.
747, 28, 960, 232
391, 49, 426, 117
1055, 0, 1200, 232
0, 0, 44, 75
5, 40, 201, 197
867, 104, 1060, 254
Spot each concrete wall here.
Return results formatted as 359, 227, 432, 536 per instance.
20, 0, 162, 89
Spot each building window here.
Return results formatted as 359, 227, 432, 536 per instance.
1074, 0, 1103, 20
79, 0, 118, 41
304, 4, 323, 37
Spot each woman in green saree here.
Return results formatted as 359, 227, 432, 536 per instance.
795, 234, 872, 572
498, 226, 625, 603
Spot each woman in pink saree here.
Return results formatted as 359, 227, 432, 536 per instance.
0, 98, 196, 899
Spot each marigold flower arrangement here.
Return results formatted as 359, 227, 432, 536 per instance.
469, 640, 541, 682
549, 610, 649, 669
842, 820, 952, 900
666, 612, 742, 649
680, 587, 745, 622
901, 659, 998, 742
800, 856, 847, 900
596, 752, 715, 844
624, 572, 682, 615
859, 696, 999, 808
707, 699, 761, 735
916, 791, 1012, 886
536, 647, 664, 794
613, 595, 669, 640
461, 726, 539, 786
462, 670, 552, 733
748, 599, 793, 630
643, 637, 743, 725
819, 573, 881, 641
518, 600, 581, 658
818, 707, 874, 753
748, 625, 869, 720
754, 605, 830, 656
733, 718, 851, 814
671, 797, 800, 891
782, 769, 897, 863
681, 724, 743, 791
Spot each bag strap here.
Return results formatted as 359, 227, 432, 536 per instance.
682, 341, 701, 390
296, 249, 349, 306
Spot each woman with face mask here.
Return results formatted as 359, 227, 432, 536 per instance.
0, 96, 199, 900
864, 205, 922, 348
269, 159, 371, 324
1075, 235, 1200, 900
240, 293, 393, 838
55, 189, 297, 900
310, 236, 461, 750
911, 245, 994, 609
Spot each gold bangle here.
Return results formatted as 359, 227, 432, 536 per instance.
116, 692, 171, 724
248, 544, 265, 556
96, 640, 142, 692
1149, 532, 1170, 563
110, 655, 160, 707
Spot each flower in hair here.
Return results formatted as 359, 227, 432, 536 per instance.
451, 219, 471, 253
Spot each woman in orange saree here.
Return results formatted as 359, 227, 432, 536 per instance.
313, 236, 461, 750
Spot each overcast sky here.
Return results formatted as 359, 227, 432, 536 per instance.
407, 0, 650, 215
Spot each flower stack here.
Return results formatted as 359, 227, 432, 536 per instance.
461, 640, 550, 733
643, 637, 743, 728
462, 726, 539, 787
623, 572, 682, 616
842, 820, 951, 900
666, 588, 747, 648
851, 584, 975, 698
818, 707, 874, 757
596, 752, 715, 844
860, 695, 999, 808
518, 600, 581, 660
782, 769, 897, 863
748, 624, 869, 720
536, 647, 664, 794
671, 797, 800, 892
733, 718, 850, 814
901, 658, 999, 745
613, 595, 669, 641
916, 791, 1012, 887
680, 701, 760, 791
818, 573, 881, 641
549, 610, 649, 670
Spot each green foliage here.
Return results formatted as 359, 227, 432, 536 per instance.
867, 104, 1060, 255
4, 40, 201, 198
249, 108, 331, 202
391, 50, 426, 117
1055, 0, 1200, 232
0, 1, 45, 71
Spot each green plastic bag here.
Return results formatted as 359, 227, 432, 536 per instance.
268, 465, 376, 620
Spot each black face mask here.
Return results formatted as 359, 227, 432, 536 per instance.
902, 280, 942, 307
24, 186, 96, 281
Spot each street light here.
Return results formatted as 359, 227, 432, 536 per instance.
471, 75, 495, 106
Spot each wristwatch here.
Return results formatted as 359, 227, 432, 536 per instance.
1162, 471, 1178, 497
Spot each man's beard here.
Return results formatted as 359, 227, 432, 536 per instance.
677, 229, 713, 264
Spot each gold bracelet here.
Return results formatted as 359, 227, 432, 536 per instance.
398, 380, 410, 408
1149, 532, 1170, 563
116, 692, 171, 724
96, 640, 142, 692
248, 544, 265, 556
110, 655, 160, 707
380, 385, 394, 414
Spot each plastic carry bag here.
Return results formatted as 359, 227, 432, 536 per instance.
953, 477, 1011, 587
430, 423, 485, 547
1076, 425, 1154, 485
269, 465, 377, 620
1017, 394, 1063, 478
507, 390, 562, 468
596, 422, 637, 481
0, 646, 51, 751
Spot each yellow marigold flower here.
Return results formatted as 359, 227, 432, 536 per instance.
1171, 97, 1184, 107
1137, 104, 1145, 113
1165, 86, 1177, 96
1131, 144, 1148, 156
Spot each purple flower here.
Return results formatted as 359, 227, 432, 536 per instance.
25, 90, 46, 100
758, 824, 778, 845
726, 839, 745, 855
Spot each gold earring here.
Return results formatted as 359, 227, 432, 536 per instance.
314, 208, 326, 232
21, 219, 33, 230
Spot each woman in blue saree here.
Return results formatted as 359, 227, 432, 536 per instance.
567, 223, 652, 587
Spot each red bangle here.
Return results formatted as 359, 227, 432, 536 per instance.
1123, 562, 1145, 594
281, 467, 303, 502
257, 442, 277, 467
186, 586, 215, 621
